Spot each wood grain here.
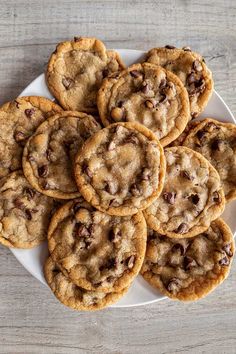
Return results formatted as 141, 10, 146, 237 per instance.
0, 1, 236, 353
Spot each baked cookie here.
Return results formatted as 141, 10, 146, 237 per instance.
44, 257, 128, 311
141, 219, 234, 301
74, 122, 166, 216
183, 118, 236, 202
23, 111, 101, 199
0, 171, 57, 248
0, 96, 62, 179
97, 62, 190, 146
168, 120, 200, 147
46, 37, 125, 113
144, 146, 225, 238
48, 198, 147, 292
146, 46, 213, 118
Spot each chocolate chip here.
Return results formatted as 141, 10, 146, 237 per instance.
195, 78, 205, 93
191, 112, 198, 119
211, 139, 223, 151
212, 191, 221, 204
41, 181, 51, 190
145, 99, 156, 108
182, 170, 193, 181
126, 133, 139, 145
107, 276, 115, 283
25, 108, 35, 118
117, 100, 124, 108
14, 198, 25, 210
62, 77, 74, 89
75, 224, 90, 238
184, 256, 197, 270
159, 94, 167, 103
82, 163, 92, 178
126, 255, 135, 269
108, 228, 121, 242
187, 72, 196, 85
14, 131, 26, 143
130, 183, 140, 196
159, 78, 167, 89
74, 36, 82, 42
24, 209, 32, 220
192, 60, 202, 72
163, 192, 176, 205
219, 256, 229, 266
102, 68, 109, 78
174, 223, 188, 234
23, 187, 35, 199
14, 100, 20, 108
172, 243, 186, 255
38, 165, 48, 178
130, 70, 142, 78
189, 194, 200, 204
141, 83, 150, 94
105, 181, 117, 195
223, 243, 233, 257
111, 107, 124, 122
196, 130, 206, 140
100, 258, 117, 271
166, 278, 180, 293
165, 45, 176, 49
141, 168, 151, 181
182, 46, 191, 51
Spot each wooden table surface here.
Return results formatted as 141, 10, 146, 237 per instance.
0, 1, 235, 353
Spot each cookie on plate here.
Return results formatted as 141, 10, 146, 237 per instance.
183, 118, 236, 202
48, 198, 147, 293
97, 62, 190, 146
23, 111, 101, 199
0, 96, 62, 179
44, 257, 128, 311
0, 171, 58, 248
46, 37, 125, 113
141, 219, 234, 301
144, 146, 225, 238
146, 46, 213, 119
74, 122, 166, 216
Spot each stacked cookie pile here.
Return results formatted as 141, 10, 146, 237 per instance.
0, 37, 235, 311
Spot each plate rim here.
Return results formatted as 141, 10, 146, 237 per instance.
10, 48, 236, 308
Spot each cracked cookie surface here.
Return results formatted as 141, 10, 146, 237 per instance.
48, 198, 147, 292
146, 46, 213, 119
0, 96, 62, 179
144, 146, 225, 238
0, 171, 58, 248
74, 122, 166, 216
97, 62, 190, 146
46, 37, 125, 113
44, 257, 128, 311
183, 118, 236, 202
141, 219, 234, 301
23, 111, 101, 199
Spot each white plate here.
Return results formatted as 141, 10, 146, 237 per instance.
11, 49, 236, 308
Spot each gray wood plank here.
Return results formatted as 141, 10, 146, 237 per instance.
0, 0, 235, 353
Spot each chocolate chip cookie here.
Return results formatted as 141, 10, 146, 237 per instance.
183, 118, 236, 202
45, 257, 128, 311
141, 219, 234, 301
0, 96, 62, 179
46, 37, 125, 113
146, 46, 213, 119
144, 146, 225, 238
23, 111, 101, 199
0, 171, 57, 248
48, 198, 147, 292
97, 62, 190, 146
74, 122, 166, 216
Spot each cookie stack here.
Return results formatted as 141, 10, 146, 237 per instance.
0, 37, 235, 311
